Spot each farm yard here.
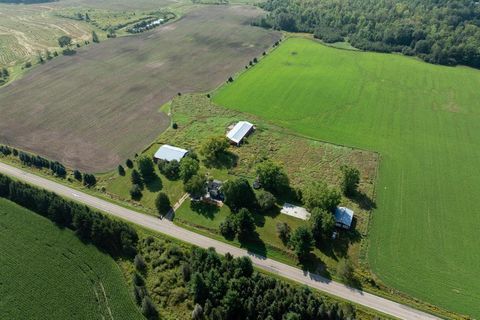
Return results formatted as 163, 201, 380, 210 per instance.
0, 197, 141, 319
95, 94, 379, 282
213, 37, 480, 317
0, 5, 280, 172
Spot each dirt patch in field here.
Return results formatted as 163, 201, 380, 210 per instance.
0, 5, 280, 172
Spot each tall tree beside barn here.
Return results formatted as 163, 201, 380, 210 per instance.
137, 156, 155, 182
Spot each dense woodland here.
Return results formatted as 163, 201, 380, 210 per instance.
255, 0, 480, 68
135, 237, 359, 320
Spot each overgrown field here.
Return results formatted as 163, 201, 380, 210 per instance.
0, 5, 279, 172
213, 37, 480, 317
0, 198, 141, 319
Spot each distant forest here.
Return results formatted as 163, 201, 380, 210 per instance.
255, 0, 480, 68
0, 0, 55, 3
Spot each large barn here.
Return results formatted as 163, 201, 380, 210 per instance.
153, 144, 188, 162
226, 121, 254, 146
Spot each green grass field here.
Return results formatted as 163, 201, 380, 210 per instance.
213, 37, 480, 317
0, 198, 142, 319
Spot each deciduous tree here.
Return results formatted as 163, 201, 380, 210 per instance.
184, 174, 206, 198
58, 35, 72, 48
155, 192, 171, 217
340, 165, 360, 197
222, 178, 256, 211
256, 160, 289, 194
289, 225, 314, 259
179, 157, 199, 182
309, 207, 335, 244
200, 136, 229, 165
302, 182, 341, 213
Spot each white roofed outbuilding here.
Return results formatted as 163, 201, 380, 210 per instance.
154, 144, 188, 162
334, 207, 354, 229
226, 121, 254, 146
281, 203, 311, 220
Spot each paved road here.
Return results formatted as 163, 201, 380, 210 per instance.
0, 162, 440, 320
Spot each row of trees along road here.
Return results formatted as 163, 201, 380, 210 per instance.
255, 0, 480, 68
0, 144, 96, 187
0, 173, 138, 257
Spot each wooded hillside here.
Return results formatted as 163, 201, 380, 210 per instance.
255, 0, 480, 68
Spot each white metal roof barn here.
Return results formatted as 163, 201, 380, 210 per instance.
226, 121, 254, 145
334, 207, 354, 229
153, 145, 188, 162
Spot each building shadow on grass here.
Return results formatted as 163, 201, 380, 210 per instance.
190, 201, 219, 220
145, 175, 163, 192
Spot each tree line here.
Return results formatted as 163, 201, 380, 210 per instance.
186, 247, 357, 319
255, 0, 480, 68
0, 173, 138, 257
0, 144, 97, 187
135, 235, 359, 320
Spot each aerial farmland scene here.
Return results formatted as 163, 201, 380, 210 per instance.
0, 0, 479, 319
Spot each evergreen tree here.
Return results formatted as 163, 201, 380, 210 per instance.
92, 31, 99, 43
137, 156, 155, 182
131, 169, 143, 187
118, 164, 125, 176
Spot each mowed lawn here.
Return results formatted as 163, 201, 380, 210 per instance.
0, 198, 142, 319
0, 5, 279, 172
214, 38, 480, 317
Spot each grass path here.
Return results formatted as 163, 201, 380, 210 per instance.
213, 37, 480, 317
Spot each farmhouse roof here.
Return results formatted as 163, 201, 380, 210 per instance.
334, 207, 354, 229
154, 145, 188, 162
226, 121, 254, 144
